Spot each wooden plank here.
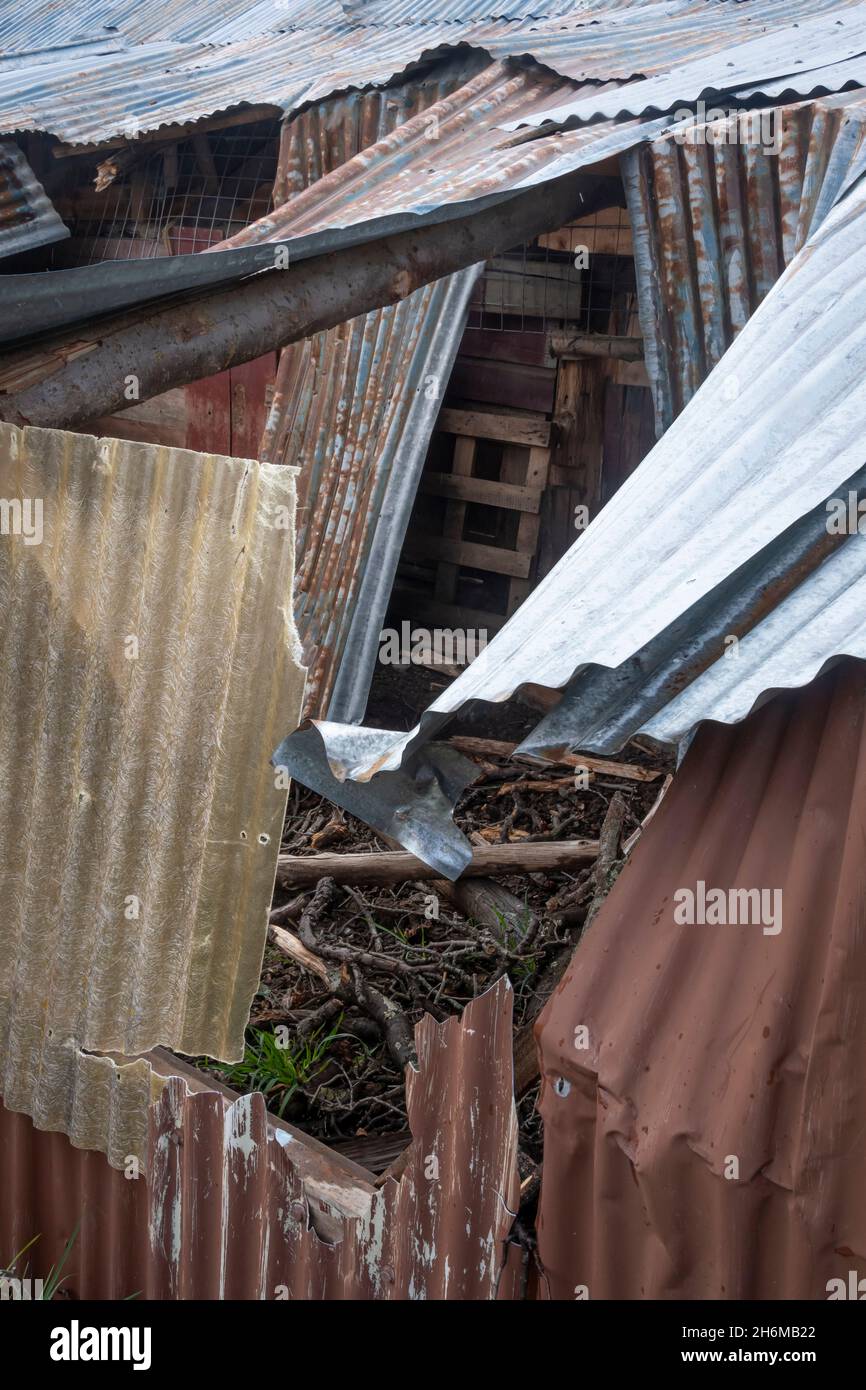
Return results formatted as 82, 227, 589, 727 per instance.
438, 407, 550, 448
417, 535, 532, 579
459, 328, 551, 367
420, 471, 541, 513
185, 370, 232, 454
229, 352, 277, 459
610, 358, 651, 388
524, 444, 550, 489
447, 358, 555, 414
434, 434, 475, 604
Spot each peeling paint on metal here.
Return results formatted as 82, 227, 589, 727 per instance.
0, 981, 520, 1299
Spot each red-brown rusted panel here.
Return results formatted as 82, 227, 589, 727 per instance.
535, 658, 866, 1300
0, 980, 519, 1300
230, 353, 277, 461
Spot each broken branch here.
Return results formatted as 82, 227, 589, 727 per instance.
277, 838, 599, 886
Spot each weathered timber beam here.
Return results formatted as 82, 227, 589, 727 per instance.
277, 839, 598, 886
0, 174, 620, 431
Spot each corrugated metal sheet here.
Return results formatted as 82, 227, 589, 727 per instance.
265, 271, 479, 722
0, 140, 68, 259
509, 0, 866, 125
222, 60, 661, 248
624, 87, 866, 430
273, 168, 866, 877
259, 68, 480, 723
0, 0, 859, 145
0, 60, 662, 355
0, 421, 305, 1163
0, 981, 520, 1299
535, 659, 866, 1298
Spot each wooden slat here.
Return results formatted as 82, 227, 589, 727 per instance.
447, 360, 555, 414
434, 434, 475, 604
438, 407, 550, 448
420, 472, 541, 513
416, 535, 532, 578
459, 328, 551, 367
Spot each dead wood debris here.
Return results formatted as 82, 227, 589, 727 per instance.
204, 716, 671, 1169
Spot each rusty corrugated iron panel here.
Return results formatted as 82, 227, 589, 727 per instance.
0, 422, 304, 1163
1, 0, 855, 146
258, 65, 492, 721
266, 272, 479, 721
219, 60, 663, 250
0, 982, 519, 1299
624, 87, 866, 430
273, 169, 866, 877
535, 659, 866, 1299
0, 140, 68, 259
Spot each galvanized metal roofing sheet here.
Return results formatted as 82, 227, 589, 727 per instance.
536, 658, 866, 1298
0, 1, 125, 56
0, 422, 305, 1157
340, 0, 672, 21
624, 87, 866, 430
507, 0, 866, 123
0, 0, 861, 144
273, 170, 866, 877
0, 139, 69, 258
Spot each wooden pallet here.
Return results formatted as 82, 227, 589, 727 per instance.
415, 406, 551, 621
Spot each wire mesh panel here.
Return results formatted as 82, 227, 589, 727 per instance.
59, 118, 281, 265
468, 209, 637, 335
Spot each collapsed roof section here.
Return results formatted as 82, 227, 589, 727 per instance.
273, 153, 866, 877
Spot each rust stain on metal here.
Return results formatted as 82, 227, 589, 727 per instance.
625, 87, 866, 430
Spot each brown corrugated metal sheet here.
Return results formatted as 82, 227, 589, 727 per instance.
0, 422, 305, 1164
624, 87, 866, 430
535, 658, 866, 1299
0, 981, 520, 1299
